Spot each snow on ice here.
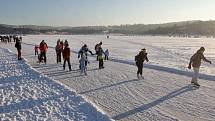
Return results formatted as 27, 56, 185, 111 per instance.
1, 35, 215, 121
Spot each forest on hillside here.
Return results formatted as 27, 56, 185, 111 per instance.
1, 20, 215, 36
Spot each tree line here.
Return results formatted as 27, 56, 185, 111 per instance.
1, 20, 215, 36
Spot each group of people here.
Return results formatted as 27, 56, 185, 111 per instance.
14, 37, 212, 86
1, 35, 23, 60
77, 41, 110, 75
36, 39, 109, 75
1, 35, 22, 43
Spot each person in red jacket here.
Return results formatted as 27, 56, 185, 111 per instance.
62, 43, 71, 71
39, 40, 48, 63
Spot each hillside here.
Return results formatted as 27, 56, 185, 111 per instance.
1, 20, 215, 36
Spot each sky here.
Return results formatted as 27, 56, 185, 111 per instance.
0, 0, 215, 26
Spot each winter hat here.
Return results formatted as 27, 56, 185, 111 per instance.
65, 43, 69, 47
200, 47, 205, 51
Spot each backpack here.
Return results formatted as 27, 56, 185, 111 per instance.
95, 44, 98, 51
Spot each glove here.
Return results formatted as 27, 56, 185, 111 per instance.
188, 65, 191, 69
209, 61, 212, 64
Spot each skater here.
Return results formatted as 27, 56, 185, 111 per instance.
55, 40, 63, 63
39, 40, 48, 63
34, 44, 39, 56
60, 40, 64, 49
78, 44, 94, 68
135, 48, 149, 79
104, 49, 109, 60
62, 43, 72, 71
188, 47, 212, 86
64, 39, 68, 46
19, 36, 22, 42
95, 42, 102, 61
15, 39, 22, 60
98, 47, 105, 69
79, 54, 88, 75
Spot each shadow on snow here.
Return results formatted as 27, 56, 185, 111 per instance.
79, 79, 140, 95
111, 58, 215, 81
112, 85, 194, 120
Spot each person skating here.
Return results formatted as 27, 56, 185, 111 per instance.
39, 40, 48, 63
34, 44, 39, 56
188, 47, 212, 87
62, 43, 72, 71
55, 40, 63, 63
79, 54, 88, 75
64, 39, 68, 46
104, 49, 109, 60
98, 47, 105, 69
60, 40, 64, 49
95, 42, 102, 61
78, 44, 94, 69
135, 48, 149, 79
15, 39, 22, 60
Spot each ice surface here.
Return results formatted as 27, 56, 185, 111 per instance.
1, 35, 215, 121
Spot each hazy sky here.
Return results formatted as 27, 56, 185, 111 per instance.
0, 0, 215, 26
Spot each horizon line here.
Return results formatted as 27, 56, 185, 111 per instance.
1, 19, 214, 28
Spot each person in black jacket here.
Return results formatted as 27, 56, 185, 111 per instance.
135, 48, 149, 79
78, 44, 94, 68
95, 42, 102, 61
15, 39, 22, 60
98, 47, 105, 69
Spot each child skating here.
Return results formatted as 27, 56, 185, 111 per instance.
104, 49, 109, 60
34, 45, 39, 56
78, 44, 94, 70
79, 54, 88, 75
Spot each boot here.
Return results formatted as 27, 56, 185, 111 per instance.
194, 83, 200, 86
137, 74, 140, 79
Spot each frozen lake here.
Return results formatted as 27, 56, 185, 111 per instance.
22, 35, 215, 75
2, 35, 215, 121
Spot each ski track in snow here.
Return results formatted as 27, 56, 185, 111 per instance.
0, 47, 111, 121
1, 35, 215, 121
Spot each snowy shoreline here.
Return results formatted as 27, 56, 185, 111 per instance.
0, 47, 112, 121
